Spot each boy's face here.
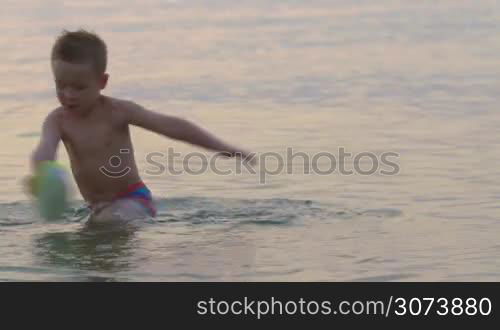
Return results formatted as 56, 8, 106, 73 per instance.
51, 59, 108, 114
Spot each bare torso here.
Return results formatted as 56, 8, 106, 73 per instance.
54, 95, 142, 205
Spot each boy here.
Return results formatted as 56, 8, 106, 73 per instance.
27, 29, 254, 223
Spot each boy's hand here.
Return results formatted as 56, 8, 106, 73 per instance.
22, 175, 38, 197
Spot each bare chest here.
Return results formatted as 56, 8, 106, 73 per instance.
60, 111, 128, 158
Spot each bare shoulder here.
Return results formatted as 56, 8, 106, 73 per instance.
105, 96, 145, 123
48, 106, 64, 118
44, 107, 65, 128
103, 96, 184, 134
105, 96, 163, 128
107, 96, 143, 111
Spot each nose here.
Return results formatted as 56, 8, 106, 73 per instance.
63, 88, 76, 100
60, 88, 77, 103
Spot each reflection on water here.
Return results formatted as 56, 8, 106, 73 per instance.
23, 196, 411, 281
33, 224, 137, 281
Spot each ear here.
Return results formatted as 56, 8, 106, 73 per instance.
100, 73, 109, 90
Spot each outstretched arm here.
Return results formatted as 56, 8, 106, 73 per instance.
24, 109, 62, 196
30, 109, 62, 171
124, 101, 254, 160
